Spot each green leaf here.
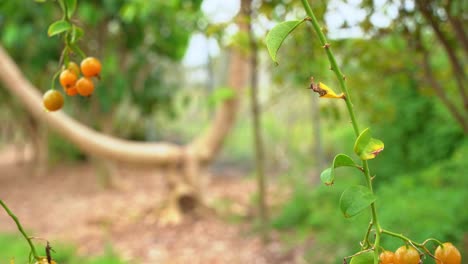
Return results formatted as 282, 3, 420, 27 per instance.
354, 128, 384, 160
64, 0, 77, 18
320, 168, 333, 185
71, 25, 84, 43
350, 251, 374, 264
48, 20, 71, 37
340, 185, 376, 218
266, 20, 306, 64
334, 153, 357, 167
320, 154, 359, 185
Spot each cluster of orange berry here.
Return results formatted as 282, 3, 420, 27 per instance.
42, 57, 101, 112
379, 242, 461, 264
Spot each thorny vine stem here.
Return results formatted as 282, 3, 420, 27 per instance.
300, 0, 382, 263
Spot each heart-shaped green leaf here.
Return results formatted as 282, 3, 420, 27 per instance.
266, 20, 306, 64
48, 20, 71, 37
349, 251, 374, 264
334, 153, 357, 167
320, 154, 359, 185
340, 185, 376, 218
354, 128, 384, 160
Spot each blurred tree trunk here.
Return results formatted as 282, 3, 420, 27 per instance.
247, 0, 268, 241
0, 6, 249, 222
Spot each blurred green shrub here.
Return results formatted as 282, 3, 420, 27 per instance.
372, 78, 464, 181
272, 140, 467, 263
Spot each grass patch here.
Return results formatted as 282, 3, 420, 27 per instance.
0, 233, 128, 264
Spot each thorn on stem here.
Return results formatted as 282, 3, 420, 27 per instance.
323, 43, 330, 49
343, 75, 346, 80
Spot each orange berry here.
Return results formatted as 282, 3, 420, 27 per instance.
395, 245, 420, 264
80, 57, 101, 78
59, 69, 78, 88
66, 86, 78, 96
435, 242, 461, 264
379, 250, 395, 264
76, 77, 94, 96
67, 61, 80, 76
43, 90, 64, 111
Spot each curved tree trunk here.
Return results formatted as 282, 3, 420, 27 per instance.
0, 44, 247, 165
0, 6, 248, 223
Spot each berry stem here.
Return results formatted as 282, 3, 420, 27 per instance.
0, 200, 40, 261
381, 229, 444, 249
361, 221, 373, 249
300, 1, 382, 263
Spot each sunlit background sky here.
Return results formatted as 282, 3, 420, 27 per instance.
183, 0, 406, 67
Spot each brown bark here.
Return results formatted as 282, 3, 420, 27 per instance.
188, 16, 249, 164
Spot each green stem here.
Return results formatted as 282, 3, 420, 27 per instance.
381, 229, 444, 249
361, 221, 373, 249
0, 200, 39, 261
300, 1, 381, 263
301, 0, 359, 136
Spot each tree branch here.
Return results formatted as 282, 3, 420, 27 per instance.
416, 0, 468, 112
420, 46, 468, 133
0, 44, 246, 165
444, 1, 468, 58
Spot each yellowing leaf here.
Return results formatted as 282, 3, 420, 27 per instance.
310, 80, 344, 99
354, 128, 385, 160
319, 82, 345, 98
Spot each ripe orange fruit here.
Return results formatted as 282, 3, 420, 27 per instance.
66, 86, 78, 96
435, 242, 461, 264
80, 57, 101, 78
395, 245, 420, 264
43, 90, 64, 111
76, 77, 94, 96
67, 61, 80, 76
379, 250, 395, 264
59, 69, 77, 88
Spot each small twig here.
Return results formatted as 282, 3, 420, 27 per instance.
0, 200, 39, 261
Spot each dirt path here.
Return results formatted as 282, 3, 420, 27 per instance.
0, 148, 304, 264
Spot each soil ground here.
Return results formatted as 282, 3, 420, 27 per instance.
0, 145, 307, 264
